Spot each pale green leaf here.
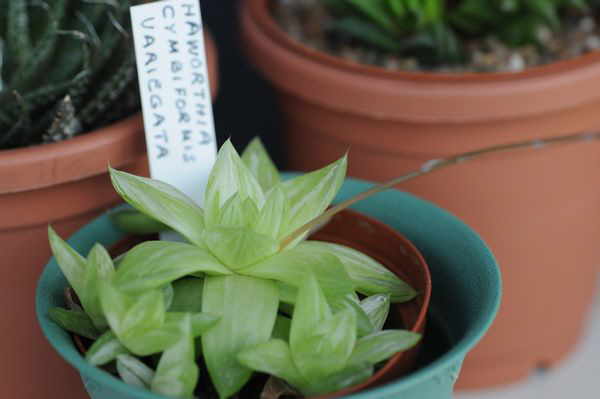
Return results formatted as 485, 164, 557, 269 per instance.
297, 241, 417, 302
348, 330, 421, 366
170, 278, 204, 312
218, 194, 259, 228
241, 137, 280, 192
99, 281, 173, 356
202, 275, 279, 398
112, 312, 213, 360
88, 243, 115, 278
203, 227, 279, 270
331, 295, 374, 338
237, 339, 306, 390
189, 312, 220, 336
280, 155, 347, 239
289, 273, 331, 354
109, 168, 205, 246
86, 331, 128, 366
49, 308, 100, 340
113, 241, 231, 292
240, 246, 355, 301
116, 354, 155, 389
254, 185, 287, 239
360, 294, 391, 331
151, 314, 199, 399
48, 226, 86, 296
301, 362, 373, 397
277, 282, 297, 305
121, 291, 166, 337
163, 284, 174, 310
81, 244, 115, 330
293, 309, 357, 382
204, 140, 265, 227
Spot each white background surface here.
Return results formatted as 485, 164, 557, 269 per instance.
455, 284, 600, 399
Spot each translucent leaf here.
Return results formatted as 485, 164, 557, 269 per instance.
170, 278, 204, 313
279, 155, 347, 239
297, 241, 417, 302
203, 227, 279, 270
151, 314, 199, 399
218, 194, 259, 228
301, 362, 373, 397
293, 309, 357, 382
241, 137, 280, 192
99, 281, 173, 356
289, 274, 331, 354
113, 241, 231, 292
81, 244, 114, 329
202, 275, 279, 398
116, 354, 155, 389
331, 295, 374, 338
86, 331, 128, 366
204, 140, 265, 227
240, 246, 355, 302
49, 308, 100, 340
48, 226, 86, 296
109, 168, 205, 246
163, 284, 174, 310
348, 330, 421, 366
254, 185, 287, 239
189, 312, 220, 337
277, 282, 297, 305
360, 294, 391, 331
237, 339, 306, 390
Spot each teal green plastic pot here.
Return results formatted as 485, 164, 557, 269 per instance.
36, 177, 501, 399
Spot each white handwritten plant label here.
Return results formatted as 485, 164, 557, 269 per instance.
130, 0, 216, 209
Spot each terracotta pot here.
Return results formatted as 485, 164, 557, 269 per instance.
0, 32, 218, 399
240, 0, 600, 389
66, 209, 431, 398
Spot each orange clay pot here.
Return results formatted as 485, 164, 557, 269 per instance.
241, 0, 600, 389
0, 32, 218, 399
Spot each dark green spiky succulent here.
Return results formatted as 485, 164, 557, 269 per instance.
0, 0, 142, 150
323, 0, 597, 65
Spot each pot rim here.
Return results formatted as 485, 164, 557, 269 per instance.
0, 114, 145, 194
36, 178, 501, 399
242, 0, 600, 122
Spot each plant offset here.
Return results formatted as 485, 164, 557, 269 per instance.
0, 0, 140, 149
48, 139, 420, 398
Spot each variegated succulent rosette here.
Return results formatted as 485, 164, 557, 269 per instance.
48, 138, 420, 399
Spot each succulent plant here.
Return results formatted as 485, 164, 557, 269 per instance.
48, 138, 420, 398
45, 127, 600, 398
0, 0, 141, 150
322, 0, 596, 65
